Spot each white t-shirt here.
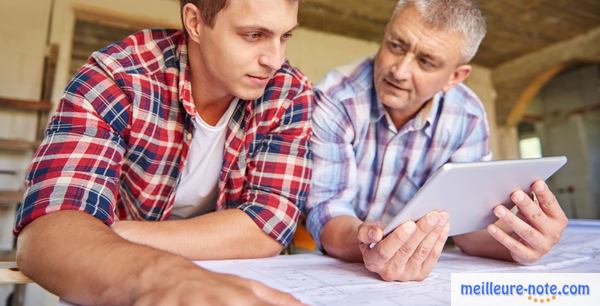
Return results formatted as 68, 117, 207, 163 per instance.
169, 99, 239, 219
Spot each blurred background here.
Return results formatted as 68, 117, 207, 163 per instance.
0, 0, 598, 305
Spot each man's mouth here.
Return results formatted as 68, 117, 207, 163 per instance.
383, 78, 408, 91
246, 74, 271, 86
248, 74, 270, 80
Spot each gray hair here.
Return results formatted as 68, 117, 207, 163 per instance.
393, 0, 487, 63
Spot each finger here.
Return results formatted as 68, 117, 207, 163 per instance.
493, 205, 547, 250
510, 190, 549, 230
393, 211, 440, 257
420, 223, 450, 278
408, 212, 449, 266
367, 221, 416, 263
487, 224, 538, 264
370, 211, 440, 268
357, 222, 384, 245
532, 181, 568, 221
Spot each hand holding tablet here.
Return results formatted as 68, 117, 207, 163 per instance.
381, 156, 567, 237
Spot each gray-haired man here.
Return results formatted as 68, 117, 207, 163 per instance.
306, 0, 568, 282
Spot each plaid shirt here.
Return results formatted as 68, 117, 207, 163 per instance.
14, 29, 313, 247
306, 57, 491, 248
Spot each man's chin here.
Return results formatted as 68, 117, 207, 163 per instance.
379, 94, 410, 109
233, 87, 268, 101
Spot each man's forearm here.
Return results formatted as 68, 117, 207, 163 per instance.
320, 216, 364, 262
17, 211, 199, 306
112, 209, 283, 260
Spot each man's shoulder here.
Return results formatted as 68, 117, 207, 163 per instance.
247, 60, 312, 119
316, 57, 374, 100
90, 29, 183, 76
267, 60, 312, 96
445, 83, 487, 118
312, 58, 375, 130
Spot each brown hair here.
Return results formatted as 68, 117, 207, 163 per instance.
180, 0, 229, 28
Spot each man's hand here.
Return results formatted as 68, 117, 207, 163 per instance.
486, 180, 568, 264
357, 211, 449, 281
134, 264, 304, 306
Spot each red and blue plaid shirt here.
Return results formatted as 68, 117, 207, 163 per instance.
14, 29, 313, 246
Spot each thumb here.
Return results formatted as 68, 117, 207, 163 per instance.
357, 222, 383, 244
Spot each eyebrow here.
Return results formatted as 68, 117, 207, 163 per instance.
236, 23, 299, 35
389, 33, 441, 63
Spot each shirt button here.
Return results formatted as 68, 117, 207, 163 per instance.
186, 132, 193, 141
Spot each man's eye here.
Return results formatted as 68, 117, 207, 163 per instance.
390, 42, 401, 50
388, 41, 405, 54
419, 57, 433, 68
282, 33, 293, 41
245, 33, 263, 41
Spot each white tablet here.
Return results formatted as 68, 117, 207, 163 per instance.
381, 156, 568, 237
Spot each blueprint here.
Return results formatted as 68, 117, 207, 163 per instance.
198, 221, 600, 306
58, 221, 600, 306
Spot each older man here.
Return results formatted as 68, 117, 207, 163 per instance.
307, 0, 568, 282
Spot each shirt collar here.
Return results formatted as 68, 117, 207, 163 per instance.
176, 34, 198, 118
414, 91, 443, 138
370, 85, 444, 138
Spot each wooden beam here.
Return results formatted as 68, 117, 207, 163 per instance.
0, 138, 40, 152
0, 262, 31, 285
0, 190, 24, 206
299, 0, 388, 43
0, 97, 52, 112
506, 62, 570, 126
0, 250, 15, 262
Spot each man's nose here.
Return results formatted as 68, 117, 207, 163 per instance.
258, 41, 284, 71
390, 54, 414, 81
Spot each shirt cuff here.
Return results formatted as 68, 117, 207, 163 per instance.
306, 203, 357, 250
237, 201, 300, 248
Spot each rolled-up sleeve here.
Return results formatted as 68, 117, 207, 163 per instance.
237, 77, 313, 247
13, 62, 129, 236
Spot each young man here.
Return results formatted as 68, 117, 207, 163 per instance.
14, 0, 310, 305
307, 0, 568, 282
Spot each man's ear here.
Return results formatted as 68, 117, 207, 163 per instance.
182, 3, 204, 43
442, 64, 472, 92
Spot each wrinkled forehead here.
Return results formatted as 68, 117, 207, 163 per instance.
387, 7, 465, 58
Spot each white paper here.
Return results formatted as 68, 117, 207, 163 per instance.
198, 222, 600, 305
58, 221, 600, 306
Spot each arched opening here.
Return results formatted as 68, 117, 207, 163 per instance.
516, 63, 600, 219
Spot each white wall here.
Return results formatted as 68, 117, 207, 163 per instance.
287, 28, 379, 82
0, 0, 52, 250
531, 64, 600, 219
0, 0, 52, 192
0, 1, 54, 305
464, 65, 500, 159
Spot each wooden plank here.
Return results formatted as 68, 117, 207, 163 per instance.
0, 250, 16, 262
0, 138, 40, 152
41, 44, 59, 103
0, 190, 24, 206
0, 262, 31, 285
0, 97, 52, 112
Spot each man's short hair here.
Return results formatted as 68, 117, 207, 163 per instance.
180, 0, 229, 28
393, 0, 487, 63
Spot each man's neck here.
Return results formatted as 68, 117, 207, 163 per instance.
187, 40, 234, 126
385, 98, 433, 130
